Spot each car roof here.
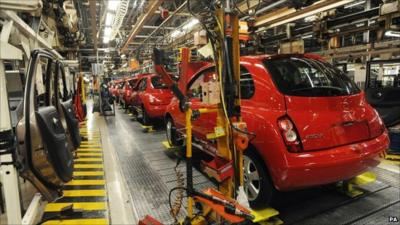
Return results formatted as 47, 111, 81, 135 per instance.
240, 53, 324, 62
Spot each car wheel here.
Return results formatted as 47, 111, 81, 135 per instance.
244, 149, 278, 208
166, 117, 183, 146
141, 105, 150, 125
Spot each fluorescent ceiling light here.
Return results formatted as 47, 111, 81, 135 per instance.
108, 0, 120, 11
344, 0, 365, 9
105, 13, 114, 26
182, 18, 199, 31
302, 34, 313, 39
385, 30, 400, 38
103, 36, 110, 44
104, 27, 112, 36
170, 30, 182, 38
304, 15, 317, 22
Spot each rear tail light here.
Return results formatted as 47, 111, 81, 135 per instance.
278, 117, 303, 153
369, 111, 385, 138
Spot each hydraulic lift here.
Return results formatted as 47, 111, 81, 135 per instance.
139, 1, 280, 224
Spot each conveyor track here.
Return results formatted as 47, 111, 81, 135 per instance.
107, 109, 400, 225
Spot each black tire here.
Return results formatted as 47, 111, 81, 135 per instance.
165, 116, 183, 146
244, 148, 278, 208
141, 105, 150, 125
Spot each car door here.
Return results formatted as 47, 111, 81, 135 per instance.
56, 61, 81, 149
15, 49, 73, 201
135, 77, 148, 106
204, 65, 256, 141
365, 59, 400, 127
186, 68, 218, 141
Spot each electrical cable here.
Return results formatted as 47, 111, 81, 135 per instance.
169, 159, 186, 222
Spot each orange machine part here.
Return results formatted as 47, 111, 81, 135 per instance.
194, 188, 250, 223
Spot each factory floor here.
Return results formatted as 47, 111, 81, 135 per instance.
102, 103, 400, 224
2, 101, 399, 225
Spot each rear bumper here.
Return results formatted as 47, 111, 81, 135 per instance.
276, 131, 389, 191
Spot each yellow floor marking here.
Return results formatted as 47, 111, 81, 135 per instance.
77, 152, 103, 157
75, 158, 103, 162
63, 189, 106, 197
66, 180, 105, 186
73, 171, 104, 176
43, 218, 108, 225
74, 164, 103, 169
81, 137, 101, 140
77, 148, 102, 151
79, 146, 102, 149
45, 202, 107, 212
80, 142, 101, 145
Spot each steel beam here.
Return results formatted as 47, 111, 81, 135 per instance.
120, 0, 164, 52
143, 25, 175, 30
154, 10, 191, 17
89, 0, 98, 50
0, 10, 62, 59
135, 35, 164, 39
255, 0, 357, 28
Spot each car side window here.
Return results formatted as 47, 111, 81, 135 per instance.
188, 69, 217, 101
240, 66, 255, 99
138, 78, 147, 91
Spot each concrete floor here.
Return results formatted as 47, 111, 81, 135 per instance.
105, 106, 400, 225
1, 102, 399, 224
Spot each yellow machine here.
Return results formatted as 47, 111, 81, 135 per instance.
146, 1, 281, 224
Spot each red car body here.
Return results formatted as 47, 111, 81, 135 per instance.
165, 54, 389, 204
121, 77, 139, 108
111, 79, 124, 102
110, 79, 124, 101
130, 74, 174, 122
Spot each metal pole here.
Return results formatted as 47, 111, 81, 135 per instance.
0, 60, 23, 225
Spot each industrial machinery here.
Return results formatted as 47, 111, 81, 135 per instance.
139, 0, 279, 224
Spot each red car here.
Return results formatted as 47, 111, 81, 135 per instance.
110, 79, 124, 102
130, 73, 174, 124
120, 77, 139, 109
165, 54, 389, 207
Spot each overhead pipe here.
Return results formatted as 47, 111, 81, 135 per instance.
136, 1, 188, 49
255, 0, 357, 28
241, 0, 288, 21
261, 7, 380, 43
120, 0, 164, 53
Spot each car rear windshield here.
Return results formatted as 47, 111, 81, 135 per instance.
264, 57, 361, 97
151, 76, 168, 89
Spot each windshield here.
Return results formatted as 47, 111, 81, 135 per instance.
151, 76, 168, 89
264, 57, 360, 97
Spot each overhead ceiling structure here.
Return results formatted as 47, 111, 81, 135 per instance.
72, 0, 399, 72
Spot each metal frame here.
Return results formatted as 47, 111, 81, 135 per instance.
0, 9, 63, 224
